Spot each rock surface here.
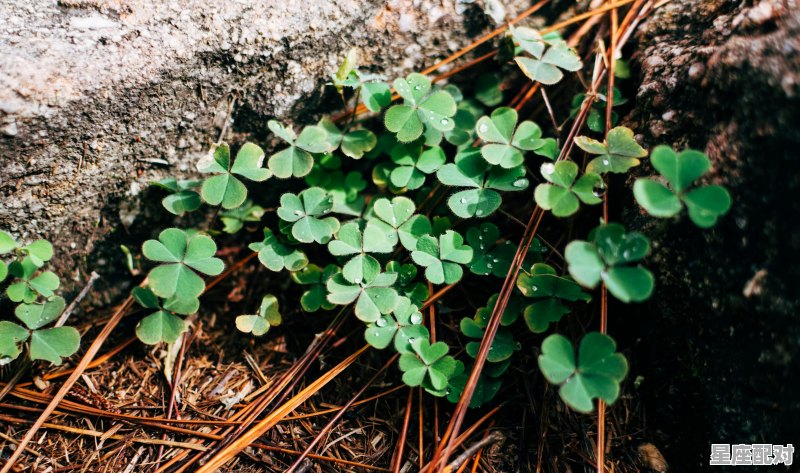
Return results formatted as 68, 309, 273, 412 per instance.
627, 0, 799, 468
0, 0, 506, 277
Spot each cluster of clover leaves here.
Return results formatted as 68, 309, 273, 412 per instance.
124, 27, 732, 414
0, 231, 80, 365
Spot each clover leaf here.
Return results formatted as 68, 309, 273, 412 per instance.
328, 220, 395, 283
142, 228, 224, 301
474, 293, 524, 327
460, 316, 519, 363
538, 332, 628, 413
198, 142, 271, 209
446, 360, 507, 408
267, 120, 331, 178
384, 73, 456, 143
444, 99, 482, 146
326, 269, 399, 322
305, 168, 367, 217
516, 263, 590, 333
565, 223, 654, 303
220, 200, 265, 234
398, 338, 459, 394
0, 230, 18, 282
436, 148, 529, 218
369, 196, 431, 251
277, 187, 340, 244
534, 161, 603, 217
512, 26, 583, 85
389, 143, 446, 190
330, 54, 392, 112
364, 296, 424, 349
6, 259, 60, 303
571, 87, 627, 133
19, 239, 54, 268
475, 73, 503, 107
236, 295, 281, 336
476, 107, 555, 168
575, 126, 647, 174
132, 287, 194, 344
385, 261, 429, 306
291, 264, 339, 312
317, 118, 378, 160
250, 228, 308, 273
633, 145, 731, 228
465, 223, 516, 277
411, 230, 473, 285
0, 297, 79, 365
151, 178, 202, 216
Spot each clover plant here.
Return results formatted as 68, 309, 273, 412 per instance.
511, 26, 583, 85
199, 143, 271, 208
534, 161, 603, 217
384, 73, 457, 143
633, 145, 731, 227
236, 295, 281, 336
476, 107, 556, 167
517, 263, 590, 333
575, 126, 647, 174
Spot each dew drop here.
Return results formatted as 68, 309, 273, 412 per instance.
475, 209, 483, 216
459, 197, 467, 204
376, 318, 387, 327
532, 286, 538, 292
479, 124, 488, 133
440, 118, 449, 126
414, 85, 421, 90
512, 178, 527, 188
492, 258, 499, 263
541, 163, 555, 175
410, 313, 423, 324
487, 263, 493, 269
623, 250, 631, 259
408, 337, 416, 343
294, 210, 303, 216
592, 179, 607, 198
602, 159, 610, 166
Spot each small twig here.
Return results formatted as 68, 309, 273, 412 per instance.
56, 271, 99, 327
445, 431, 504, 473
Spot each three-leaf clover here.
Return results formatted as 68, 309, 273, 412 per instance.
534, 161, 602, 217
460, 314, 520, 363
151, 178, 202, 216
0, 230, 19, 282
277, 187, 340, 244
411, 230, 473, 285
236, 295, 281, 336
267, 120, 331, 178
386, 261, 429, 306
512, 27, 583, 85
142, 228, 224, 301
291, 264, 339, 312
18, 239, 54, 267
398, 338, 459, 395
327, 220, 394, 283
220, 200, 265, 234
384, 73, 456, 143
633, 145, 731, 227
369, 196, 431, 251
364, 296, 424, 349
132, 287, 190, 345
389, 143, 446, 189
476, 107, 555, 168
0, 297, 80, 364
249, 228, 308, 272
306, 169, 367, 217
436, 148, 529, 218
446, 360, 507, 408
465, 223, 516, 277
318, 118, 378, 159
6, 259, 60, 303
575, 126, 647, 174
198, 143, 271, 209
538, 332, 628, 413
516, 263, 590, 333
326, 269, 399, 322
565, 223, 654, 303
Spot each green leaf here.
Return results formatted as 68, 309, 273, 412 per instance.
220, 201, 265, 234
250, 228, 308, 272
475, 73, 503, 106
650, 145, 710, 193
389, 144, 446, 190
361, 81, 392, 112
538, 333, 628, 413
411, 230, 473, 285
136, 311, 186, 344
236, 295, 281, 336
162, 190, 202, 215
199, 143, 270, 208
15, 296, 66, 330
516, 263, 589, 333
385, 73, 456, 143
0, 230, 18, 254
476, 107, 550, 168
436, 148, 528, 218
565, 224, 654, 302
277, 188, 339, 244
465, 223, 516, 277
268, 121, 330, 178
369, 196, 429, 251
22, 240, 54, 267
326, 269, 399, 322
341, 129, 377, 159
364, 296, 423, 349
399, 339, 458, 392
142, 228, 224, 300
514, 39, 583, 85
576, 127, 647, 174
464, 326, 518, 362
328, 220, 394, 283
0, 261, 7, 283
0, 321, 29, 361
29, 327, 80, 365
684, 185, 731, 228
534, 161, 602, 217
510, 25, 545, 58
291, 264, 338, 312
632, 180, 682, 217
